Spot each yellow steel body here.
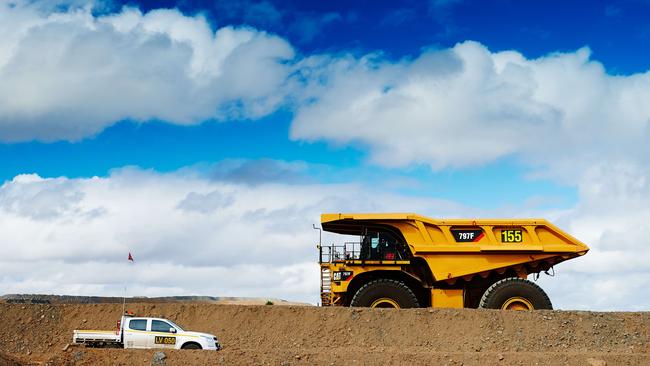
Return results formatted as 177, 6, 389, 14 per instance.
431, 289, 464, 308
325, 262, 408, 306
320, 213, 589, 308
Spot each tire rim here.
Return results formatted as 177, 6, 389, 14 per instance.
370, 298, 400, 308
502, 297, 534, 310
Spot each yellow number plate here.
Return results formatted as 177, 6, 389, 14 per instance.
154, 336, 176, 345
501, 229, 523, 243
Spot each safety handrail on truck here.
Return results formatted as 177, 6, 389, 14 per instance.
318, 242, 361, 263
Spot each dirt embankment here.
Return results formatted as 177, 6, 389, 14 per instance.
0, 303, 648, 365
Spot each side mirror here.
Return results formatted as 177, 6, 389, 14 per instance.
169, 327, 177, 333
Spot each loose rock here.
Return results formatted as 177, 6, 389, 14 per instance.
151, 351, 167, 366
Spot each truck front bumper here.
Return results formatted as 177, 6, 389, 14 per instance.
204, 340, 221, 351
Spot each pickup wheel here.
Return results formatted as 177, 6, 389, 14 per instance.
350, 279, 419, 308
479, 277, 552, 310
181, 342, 202, 350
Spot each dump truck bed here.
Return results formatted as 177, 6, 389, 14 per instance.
321, 213, 589, 282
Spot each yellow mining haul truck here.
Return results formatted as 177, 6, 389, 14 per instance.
317, 213, 589, 310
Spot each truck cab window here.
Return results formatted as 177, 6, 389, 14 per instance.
370, 237, 379, 248
360, 230, 407, 260
129, 319, 147, 331
151, 320, 174, 333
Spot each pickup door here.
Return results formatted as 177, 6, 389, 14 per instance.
149, 320, 178, 349
123, 318, 150, 349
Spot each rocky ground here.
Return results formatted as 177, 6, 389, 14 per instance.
0, 302, 647, 365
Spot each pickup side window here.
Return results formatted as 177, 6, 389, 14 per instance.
151, 320, 174, 333
129, 319, 147, 331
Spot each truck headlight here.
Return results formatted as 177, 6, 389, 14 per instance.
202, 335, 214, 342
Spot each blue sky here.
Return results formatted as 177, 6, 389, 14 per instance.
2, 0, 650, 309
5, 0, 636, 208
0, 114, 575, 208
124, 0, 650, 73
4, 0, 647, 186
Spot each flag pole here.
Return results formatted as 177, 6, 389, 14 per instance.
123, 252, 134, 315
122, 283, 126, 316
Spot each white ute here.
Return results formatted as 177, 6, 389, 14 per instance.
73, 314, 221, 350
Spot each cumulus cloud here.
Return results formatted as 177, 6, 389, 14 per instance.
0, 1, 295, 141
0, 167, 466, 303
0, 174, 85, 220
2, 1, 650, 310
176, 190, 235, 214
0, 165, 649, 309
291, 41, 650, 174
524, 160, 650, 311
5, 2, 650, 173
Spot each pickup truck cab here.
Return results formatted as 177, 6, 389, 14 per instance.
73, 314, 221, 350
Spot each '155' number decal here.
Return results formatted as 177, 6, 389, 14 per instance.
501, 229, 523, 243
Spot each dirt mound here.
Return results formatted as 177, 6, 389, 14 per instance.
0, 351, 24, 366
0, 303, 648, 365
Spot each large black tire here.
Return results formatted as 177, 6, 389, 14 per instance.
479, 278, 552, 310
181, 342, 202, 350
350, 279, 419, 308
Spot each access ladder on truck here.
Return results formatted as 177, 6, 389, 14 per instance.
320, 267, 331, 306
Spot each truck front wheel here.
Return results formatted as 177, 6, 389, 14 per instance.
350, 279, 419, 308
479, 278, 552, 310
181, 342, 202, 350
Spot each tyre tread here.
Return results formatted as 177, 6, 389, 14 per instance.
479, 277, 552, 310
350, 278, 419, 308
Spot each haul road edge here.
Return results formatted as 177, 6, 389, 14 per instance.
317, 213, 589, 310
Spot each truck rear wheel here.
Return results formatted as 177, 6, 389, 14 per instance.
479, 278, 552, 310
350, 279, 419, 308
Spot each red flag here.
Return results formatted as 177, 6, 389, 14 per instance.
128, 252, 134, 262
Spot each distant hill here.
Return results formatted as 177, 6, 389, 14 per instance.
0, 294, 311, 306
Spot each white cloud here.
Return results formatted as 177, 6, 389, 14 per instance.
530, 160, 650, 311
291, 41, 650, 175
0, 167, 466, 304
4, 3, 650, 173
0, 165, 649, 310
2, 2, 650, 310
0, 1, 295, 141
